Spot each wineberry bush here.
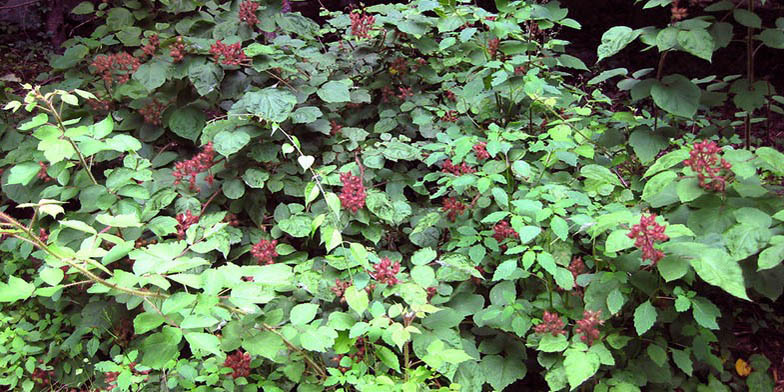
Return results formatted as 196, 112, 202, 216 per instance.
1, 0, 783, 391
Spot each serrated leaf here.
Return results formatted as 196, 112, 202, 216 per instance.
563, 350, 600, 390
633, 300, 657, 335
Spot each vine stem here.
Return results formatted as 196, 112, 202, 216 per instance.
38, 91, 98, 185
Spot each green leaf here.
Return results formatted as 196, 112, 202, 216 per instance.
184, 332, 222, 357
606, 288, 625, 315
643, 149, 690, 178
538, 334, 568, 352
40, 267, 64, 286
141, 327, 181, 369
134, 312, 165, 334
690, 248, 749, 300
189, 62, 224, 96
550, 216, 569, 241
0, 276, 35, 302
278, 214, 312, 238
317, 81, 351, 103
291, 106, 323, 124
106, 7, 133, 30
72, 2, 94, 14
758, 244, 784, 271
733, 8, 762, 28
691, 297, 720, 329
38, 138, 75, 164
657, 256, 689, 282
290, 303, 319, 326
633, 300, 657, 335
724, 223, 771, 261
642, 171, 677, 202
345, 286, 368, 315
581, 164, 621, 186
230, 88, 297, 122
650, 74, 700, 118
629, 128, 668, 164
676, 177, 705, 202
133, 61, 169, 91
677, 29, 714, 62
222, 178, 245, 199
242, 168, 269, 189
671, 349, 693, 376
480, 354, 527, 391
605, 229, 635, 253
8, 162, 44, 185
647, 344, 668, 367
597, 26, 641, 62
168, 107, 206, 141
759, 28, 784, 49
213, 130, 250, 157
563, 349, 601, 390
375, 345, 401, 372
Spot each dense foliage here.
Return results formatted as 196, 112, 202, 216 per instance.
1, 0, 783, 391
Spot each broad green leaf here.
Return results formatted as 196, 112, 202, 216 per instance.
230, 88, 297, 122
733, 8, 762, 28
657, 256, 689, 281
0, 276, 35, 302
133, 61, 169, 91
581, 164, 621, 186
607, 288, 625, 315
605, 229, 635, 253
538, 334, 568, 352
563, 349, 600, 390
375, 345, 401, 372
650, 74, 700, 118
213, 130, 250, 157
345, 286, 368, 315
8, 162, 44, 186
691, 297, 720, 329
690, 248, 749, 300
168, 107, 206, 141
317, 81, 351, 103
677, 29, 714, 61
643, 149, 689, 178
758, 244, 784, 271
290, 303, 319, 326
642, 171, 677, 202
629, 128, 668, 164
480, 354, 527, 391
647, 344, 667, 367
134, 312, 165, 334
724, 223, 771, 261
40, 267, 64, 286
184, 332, 222, 357
633, 300, 657, 335
671, 348, 693, 376
676, 177, 704, 202
597, 26, 641, 62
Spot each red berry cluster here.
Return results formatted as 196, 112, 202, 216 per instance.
239, 1, 259, 26
170, 37, 186, 62
441, 197, 466, 222
567, 256, 586, 296
331, 279, 351, 302
389, 57, 408, 76
338, 172, 366, 213
332, 337, 366, 373
251, 239, 278, 265
142, 34, 159, 57
224, 213, 240, 227
427, 286, 437, 300
627, 213, 669, 264
487, 38, 500, 58
534, 311, 566, 336
37, 161, 51, 182
31, 367, 53, 386
683, 140, 733, 192
381, 86, 396, 103
173, 142, 216, 191
473, 142, 490, 160
441, 110, 458, 122
210, 40, 248, 66
514, 65, 526, 75
442, 159, 475, 175
87, 98, 112, 112
138, 99, 167, 126
330, 120, 343, 136
176, 210, 199, 240
224, 350, 251, 378
90, 52, 141, 86
492, 220, 519, 242
39, 228, 49, 243
444, 90, 457, 102
575, 310, 604, 346
370, 257, 401, 286
397, 86, 414, 100
349, 12, 375, 38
